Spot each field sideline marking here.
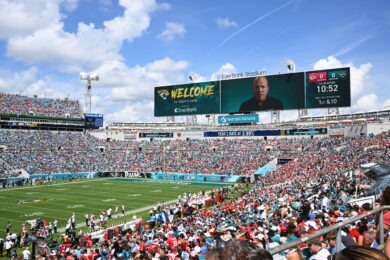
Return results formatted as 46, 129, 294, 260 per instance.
0, 178, 113, 193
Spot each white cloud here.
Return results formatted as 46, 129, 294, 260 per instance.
216, 17, 237, 28
0, 0, 63, 39
2, 0, 160, 71
62, 0, 79, 11
156, 2, 171, 11
106, 100, 160, 123
0, 67, 39, 92
210, 63, 237, 80
0, 67, 66, 99
158, 22, 186, 41
383, 99, 390, 110
354, 94, 379, 112
94, 58, 188, 102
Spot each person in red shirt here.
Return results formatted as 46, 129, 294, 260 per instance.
166, 231, 178, 253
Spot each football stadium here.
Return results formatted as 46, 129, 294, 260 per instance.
0, 70, 390, 260
1, 2, 390, 260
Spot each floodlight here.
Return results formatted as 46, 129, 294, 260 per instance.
80, 72, 88, 80
188, 72, 199, 82
80, 72, 99, 113
89, 74, 99, 81
286, 60, 296, 72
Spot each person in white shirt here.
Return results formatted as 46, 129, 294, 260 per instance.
22, 247, 31, 260
321, 194, 329, 210
307, 238, 330, 260
5, 239, 14, 258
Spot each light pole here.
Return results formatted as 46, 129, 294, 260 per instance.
80, 72, 99, 113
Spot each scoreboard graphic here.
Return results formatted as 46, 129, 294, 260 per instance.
305, 68, 351, 108
84, 114, 103, 128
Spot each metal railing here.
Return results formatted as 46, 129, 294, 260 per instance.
269, 205, 390, 256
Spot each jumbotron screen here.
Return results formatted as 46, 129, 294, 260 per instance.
84, 113, 103, 128
154, 67, 351, 116
305, 67, 351, 108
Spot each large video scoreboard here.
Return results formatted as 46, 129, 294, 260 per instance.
305, 67, 350, 108
154, 67, 351, 117
84, 113, 103, 128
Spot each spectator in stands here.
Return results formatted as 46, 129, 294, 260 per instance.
326, 231, 338, 256
333, 245, 388, 260
363, 229, 378, 248
207, 240, 273, 260
338, 190, 348, 205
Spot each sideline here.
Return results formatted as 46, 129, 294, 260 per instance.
0, 178, 105, 192
56, 198, 179, 234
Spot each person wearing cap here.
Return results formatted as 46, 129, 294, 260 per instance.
307, 238, 330, 260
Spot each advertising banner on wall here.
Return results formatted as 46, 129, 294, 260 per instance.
217, 114, 259, 124
204, 129, 281, 138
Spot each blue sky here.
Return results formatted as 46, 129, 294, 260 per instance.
0, 0, 389, 124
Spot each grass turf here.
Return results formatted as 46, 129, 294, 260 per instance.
0, 178, 227, 239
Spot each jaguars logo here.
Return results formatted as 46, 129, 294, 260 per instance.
339, 71, 346, 78
158, 89, 169, 100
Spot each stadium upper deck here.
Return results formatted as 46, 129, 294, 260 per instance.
0, 93, 86, 131
0, 93, 83, 119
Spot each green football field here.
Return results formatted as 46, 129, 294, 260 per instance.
0, 178, 227, 238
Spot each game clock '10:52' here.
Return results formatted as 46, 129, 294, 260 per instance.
317, 84, 338, 93
305, 67, 351, 109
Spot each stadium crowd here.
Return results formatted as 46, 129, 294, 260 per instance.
0, 93, 83, 119
1, 130, 388, 178
0, 130, 278, 175
0, 130, 389, 259
1, 167, 388, 259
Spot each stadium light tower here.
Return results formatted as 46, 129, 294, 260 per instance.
286, 60, 308, 119
186, 72, 200, 125
80, 72, 99, 113
286, 59, 296, 72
